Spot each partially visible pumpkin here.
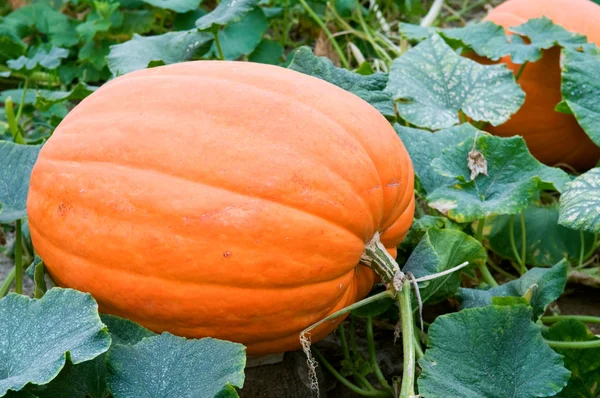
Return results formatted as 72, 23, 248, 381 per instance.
27, 61, 415, 355
485, 0, 600, 170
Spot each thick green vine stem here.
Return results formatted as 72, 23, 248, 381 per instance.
542, 315, 600, 324
398, 278, 416, 398
360, 232, 404, 291
0, 266, 16, 298
5, 97, 25, 144
545, 339, 600, 349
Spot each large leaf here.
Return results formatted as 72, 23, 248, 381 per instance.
2, 4, 78, 48
141, 0, 202, 12
486, 204, 595, 266
545, 320, 600, 397
289, 47, 395, 118
195, 0, 258, 31
7, 46, 69, 73
457, 260, 567, 319
558, 49, 600, 147
107, 30, 213, 76
387, 33, 524, 130
402, 228, 486, 304
444, 17, 588, 64
398, 23, 433, 41
0, 142, 42, 223
35, 83, 98, 111
107, 333, 246, 398
442, 21, 535, 64
0, 288, 111, 396
113, 10, 156, 36
28, 359, 108, 398
427, 134, 570, 223
100, 314, 156, 346
30, 315, 155, 398
559, 167, 600, 233
0, 89, 36, 106
418, 304, 570, 397
394, 123, 477, 195
248, 39, 283, 65
0, 26, 26, 61
215, 8, 268, 60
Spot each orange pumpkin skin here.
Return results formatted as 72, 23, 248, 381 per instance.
27, 61, 415, 355
485, 0, 600, 170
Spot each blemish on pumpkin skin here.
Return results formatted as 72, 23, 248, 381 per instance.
57, 202, 73, 216
223, 251, 232, 258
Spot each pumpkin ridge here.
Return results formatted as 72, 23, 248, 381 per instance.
37, 157, 369, 245
139, 278, 360, 343
28, 219, 363, 290
49, 130, 378, 236
92, 73, 396, 224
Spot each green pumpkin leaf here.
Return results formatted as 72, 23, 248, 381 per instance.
427, 134, 570, 223
398, 23, 433, 41
78, 39, 112, 71
0, 142, 42, 223
100, 314, 156, 346
2, 4, 78, 48
289, 47, 395, 118
0, 89, 36, 106
402, 228, 486, 304
27, 358, 108, 398
195, 0, 258, 31
0, 26, 26, 61
214, 8, 268, 60
107, 30, 213, 76
0, 288, 111, 396
545, 320, 600, 397
557, 48, 600, 147
25, 254, 42, 283
173, 10, 208, 30
29, 315, 154, 398
418, 305, 570, 397
35, 82, 98, 111
141, 0, 202, 12
387, 33, 524, 129
442, 21, 536, 64
7, 46, 69, 73
76, 18, 113, 43
394, 123, 478, 195
486, 204, 595, 266
509, 17, 589, 55
248, 39, 284, 64
32, 259, 46, 299
444, 17, 588, 64
559, 167, 600, 233
113, 10, 156, 36
457, 259, 567, 319
107, 333, 246, 398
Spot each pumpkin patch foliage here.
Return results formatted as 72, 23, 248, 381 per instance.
2, 0, 600, 397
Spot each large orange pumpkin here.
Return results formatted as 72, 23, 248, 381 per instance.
485, 0, 600, 170
26, 61, 415, 355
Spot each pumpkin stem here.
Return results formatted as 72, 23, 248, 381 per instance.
360, 231, 404, 292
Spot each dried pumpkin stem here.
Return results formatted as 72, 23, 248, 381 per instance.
360, 232, 404, 292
